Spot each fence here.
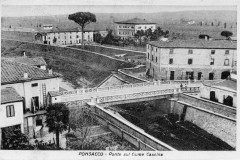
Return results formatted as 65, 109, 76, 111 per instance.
90, 104, 177, 151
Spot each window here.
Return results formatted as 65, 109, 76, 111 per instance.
152, 55, 154, 61
210, 58, 214, 65
31, 83, 38, 87
6, 105, 15, 117
156, 48, 157, 52
147, 53, 149, 59
169, 58, 173, 64
156, 57, 158, 63
76, 35, 79, 38
188, 59, 193, 65
188, 49, 193, 54
224, 59, 229, 66
225, 50, 229, 54
169, 49, 173, 54
211, 50, 215, 54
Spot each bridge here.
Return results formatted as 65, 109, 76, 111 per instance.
49, 80, 203, 107
48, 79, 236, 151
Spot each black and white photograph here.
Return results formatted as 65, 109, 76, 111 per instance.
0, 0, 238, 159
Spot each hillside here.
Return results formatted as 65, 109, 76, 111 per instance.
1, 39, 135, 88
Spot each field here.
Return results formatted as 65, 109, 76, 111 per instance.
70, 45, 147, 65
1, 39, 134, 88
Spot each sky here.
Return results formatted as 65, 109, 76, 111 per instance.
1, 0, 237, 17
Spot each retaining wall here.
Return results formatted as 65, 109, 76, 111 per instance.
91, 104, 177, 151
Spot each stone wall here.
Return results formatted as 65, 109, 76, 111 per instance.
184, 107, 236, 148
171, 97, 236, 148
177, 93, 236, 119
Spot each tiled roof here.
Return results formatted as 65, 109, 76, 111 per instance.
1, 59, 59, 84
114, 72, 145, 84
4, 57, 47, 66
40, 27, 94, 33
98, 71, 146, 87
148, 39, 237, 49
1, 87, 23, 104
120, 66, 146, 74
115, 18, 156, 24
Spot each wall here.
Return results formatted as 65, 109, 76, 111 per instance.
184, 107, 236, 148
170, 94, 236, 148
2, 77, 59, 110
200, 84, 237, 107
177, 93, 236, 119
92, 104, 176, 151
0, 101, 24, 133
146, 44, 236, 80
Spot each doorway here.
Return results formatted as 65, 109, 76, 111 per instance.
170, 71, 175, 80
209, 73, 214, 80
198, 72, 202, 80
221, 71, 230, 79
186, 72, 194, 80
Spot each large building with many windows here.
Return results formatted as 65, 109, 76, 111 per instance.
36, 27, 94, 45
114, 18, 156, 39
146, 39, 237, 81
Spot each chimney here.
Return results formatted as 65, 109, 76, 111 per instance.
48, 68, 53, 75
23, 51, 26, 57
23, 73, 28, 79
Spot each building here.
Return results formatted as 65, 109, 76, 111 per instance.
0, 88, 24, 149
3, 55, 47, 70
42, 24, 53, 30
97, 71, 147, 88
200, 73, 237, 107
1, 59, 60, 138
114, 18, 156, 39
146, 39, 237, 81
38, 27, 94, 45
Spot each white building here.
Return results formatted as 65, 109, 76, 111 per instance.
39, 27, 94, 45
115, 18, 156, 39
1, 59, 60, 138
0, 88, 24, 149
43, 24, 53, 30
200, 73, 237, 107
146, 39, 237, 81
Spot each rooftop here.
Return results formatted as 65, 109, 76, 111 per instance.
1, 87, 23, 104
203, 79, 236, 92
97, 71, 146, 87
115, 18, 156, 24
39, 27, 94, 33
3, 56, 47, 66
148, 39, 237, 49
1, 59, 59, 85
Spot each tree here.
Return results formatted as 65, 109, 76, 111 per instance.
68, 107, 95, 149
45, 103, 69, 149
134, 30, 145, 44
221, 31, 233, 38
94, 32, 103, 43
2, 128, 34, 150
68, 12, 96, 49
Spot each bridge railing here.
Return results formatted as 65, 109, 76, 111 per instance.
59, 80, 205, 96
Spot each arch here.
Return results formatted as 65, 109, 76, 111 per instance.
210, 91, 217, 102
223, 95, 233, 106
221, 71, 230, 79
